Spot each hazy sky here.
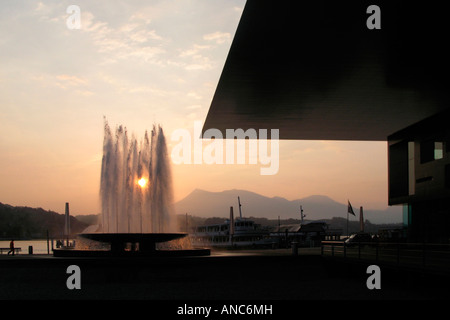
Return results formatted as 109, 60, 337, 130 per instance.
0, 1, 393, 218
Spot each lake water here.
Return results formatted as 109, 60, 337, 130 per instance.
0, 239, 56, 254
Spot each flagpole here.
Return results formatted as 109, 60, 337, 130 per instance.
347, 211, 349, 237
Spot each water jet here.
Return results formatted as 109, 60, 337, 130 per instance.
54, 120, 209, 257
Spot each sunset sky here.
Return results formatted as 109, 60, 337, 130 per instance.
0, 1, 394, 218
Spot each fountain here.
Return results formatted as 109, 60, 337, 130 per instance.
53, 119, 209, 257
98, 120, 177, 234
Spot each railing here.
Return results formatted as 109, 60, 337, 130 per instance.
321, 241, 450, 275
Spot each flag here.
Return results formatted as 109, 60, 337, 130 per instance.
347, 200, 355, 216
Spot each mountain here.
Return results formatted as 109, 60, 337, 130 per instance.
0, 202, 89, 239
174, 189, 403, 224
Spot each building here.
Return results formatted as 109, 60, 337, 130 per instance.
203, 0, 450, 242
388, 110, 450, 242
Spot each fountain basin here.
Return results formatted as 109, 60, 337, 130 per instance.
81, 232, 188, 253
53, 232, 210, 257
80, 232, 187, 244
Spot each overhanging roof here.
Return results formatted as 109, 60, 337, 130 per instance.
203, 0, 450, 141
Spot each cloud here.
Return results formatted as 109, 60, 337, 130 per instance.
203, 31, 231, 44
186, 105, 202, 110
178, 44, 216, 70
187, 91, 203, 100
127, 85, 173, 96
34, 2, 51, 15
80, 11, 165, 65
184, 61, 214, 71
30, 73, 90, 91
56, 74, 88, 87
179, 44, 212, 57
177, 31, 232, 71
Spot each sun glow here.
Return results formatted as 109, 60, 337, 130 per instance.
138, 177, 147, 188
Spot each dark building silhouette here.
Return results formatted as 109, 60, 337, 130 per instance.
388, 110, 450, 242
203, 0, 450, 242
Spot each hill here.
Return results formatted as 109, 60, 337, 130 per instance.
174, 189, 403, 224
0, 202, 89, 239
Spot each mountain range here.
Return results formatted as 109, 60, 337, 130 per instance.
0, 202, 89, 239
174, 189, 403, 224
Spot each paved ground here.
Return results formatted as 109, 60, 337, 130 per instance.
1, 247, 449, 301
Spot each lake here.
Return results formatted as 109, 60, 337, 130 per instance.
0, 239, 56, 254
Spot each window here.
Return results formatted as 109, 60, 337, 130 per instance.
420, 140, 444, 163
434, 142, 444, 160
420, 140, 434, 163
389, 141, 408, 199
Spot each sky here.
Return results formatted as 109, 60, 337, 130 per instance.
0, 1, 395, 218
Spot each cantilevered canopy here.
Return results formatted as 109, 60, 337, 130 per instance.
203, 0, 450, 140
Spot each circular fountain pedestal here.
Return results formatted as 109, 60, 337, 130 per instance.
53, 233, 210, 257
81, 233, 186, 253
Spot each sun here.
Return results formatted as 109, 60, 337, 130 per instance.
137, 178, 147, 188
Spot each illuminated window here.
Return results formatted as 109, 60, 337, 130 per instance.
420, 140, 444, 163
434, 142, 443, 160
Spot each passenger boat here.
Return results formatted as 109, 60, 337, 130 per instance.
190, 217, 274, 248
190, 196, 274, 248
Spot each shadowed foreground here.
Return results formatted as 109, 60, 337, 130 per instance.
1, 248, 449, 301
